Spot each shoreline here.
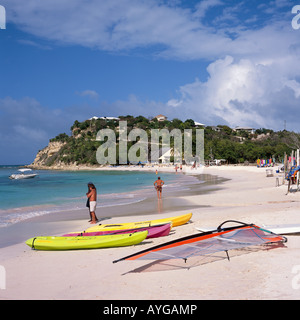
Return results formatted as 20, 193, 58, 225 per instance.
0, 167, 194, 226
1, 165, 300, 299
0, 170, 225, 250
26, 162, 204, 171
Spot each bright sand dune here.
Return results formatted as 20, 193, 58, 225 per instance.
1, 165, 300, 300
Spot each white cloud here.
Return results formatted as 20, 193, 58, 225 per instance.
17, 39, 52, 50
3, 0, 298, 62
194, 0, 223, 19
108, 94, 166, 118
167, 99, 183, 108
0, 94, 159, 163
0, 97, 70, 163
2, 0, 297, 61
0, 0, 245, 59
2, 0, 300, 132
77, 90, 99, 99
13, 125, 49, 142
166, 55, 300, 130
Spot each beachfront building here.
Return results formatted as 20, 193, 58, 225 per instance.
150, 147, 181, 164
151, 147, 170, 164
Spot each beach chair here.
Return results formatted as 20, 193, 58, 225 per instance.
266, 169, 273, 177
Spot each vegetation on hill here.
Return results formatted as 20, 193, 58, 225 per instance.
41, 116, 299, 166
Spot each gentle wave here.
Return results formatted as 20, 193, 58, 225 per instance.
0, 191, 148, 228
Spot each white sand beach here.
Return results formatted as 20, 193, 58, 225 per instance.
1, 165, 300, 300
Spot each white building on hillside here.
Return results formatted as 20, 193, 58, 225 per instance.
233, 126, 255, 134
194, 121, 205, 127
154, 114, 168, 122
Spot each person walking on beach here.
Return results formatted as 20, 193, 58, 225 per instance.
154, 177, 164, 200
86, 182, 98, 224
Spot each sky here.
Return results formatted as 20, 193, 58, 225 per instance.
1, 0, 300, 164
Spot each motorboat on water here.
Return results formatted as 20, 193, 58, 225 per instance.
9, 168, 38, 180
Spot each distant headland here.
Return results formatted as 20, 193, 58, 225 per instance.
28, 115, 298, 169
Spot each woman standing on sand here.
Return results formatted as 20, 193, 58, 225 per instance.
86, 182, 98, 224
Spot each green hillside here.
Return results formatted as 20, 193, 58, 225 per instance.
38, 116, 299, 166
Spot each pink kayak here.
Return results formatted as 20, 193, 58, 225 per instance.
62, 223, 171, 239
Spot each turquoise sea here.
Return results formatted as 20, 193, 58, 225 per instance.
0, 165, 179, 227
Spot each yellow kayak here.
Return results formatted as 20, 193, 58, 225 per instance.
84, 213, 192, 233
25, 231, 148, 251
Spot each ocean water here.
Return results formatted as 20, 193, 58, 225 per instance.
0, 166, 179, 227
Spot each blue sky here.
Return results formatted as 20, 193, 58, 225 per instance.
0, 0, 300, 164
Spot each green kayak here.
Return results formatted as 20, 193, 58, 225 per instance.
25, 230, 148, 251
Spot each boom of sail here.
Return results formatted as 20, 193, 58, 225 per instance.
113, 220, 287, 264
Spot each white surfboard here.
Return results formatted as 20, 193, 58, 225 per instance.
261, 224, 300, 235
196, 224, 300, 235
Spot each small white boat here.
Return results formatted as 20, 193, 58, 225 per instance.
9, 168, 38, 180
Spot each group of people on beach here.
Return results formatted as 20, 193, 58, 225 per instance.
85, 176, 165, 224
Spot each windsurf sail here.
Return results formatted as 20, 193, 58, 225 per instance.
113, 220, 287, 264
287, 165, 300, 180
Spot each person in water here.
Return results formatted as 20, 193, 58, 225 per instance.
154, 177, 164, 200
86, 182, 98, 224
